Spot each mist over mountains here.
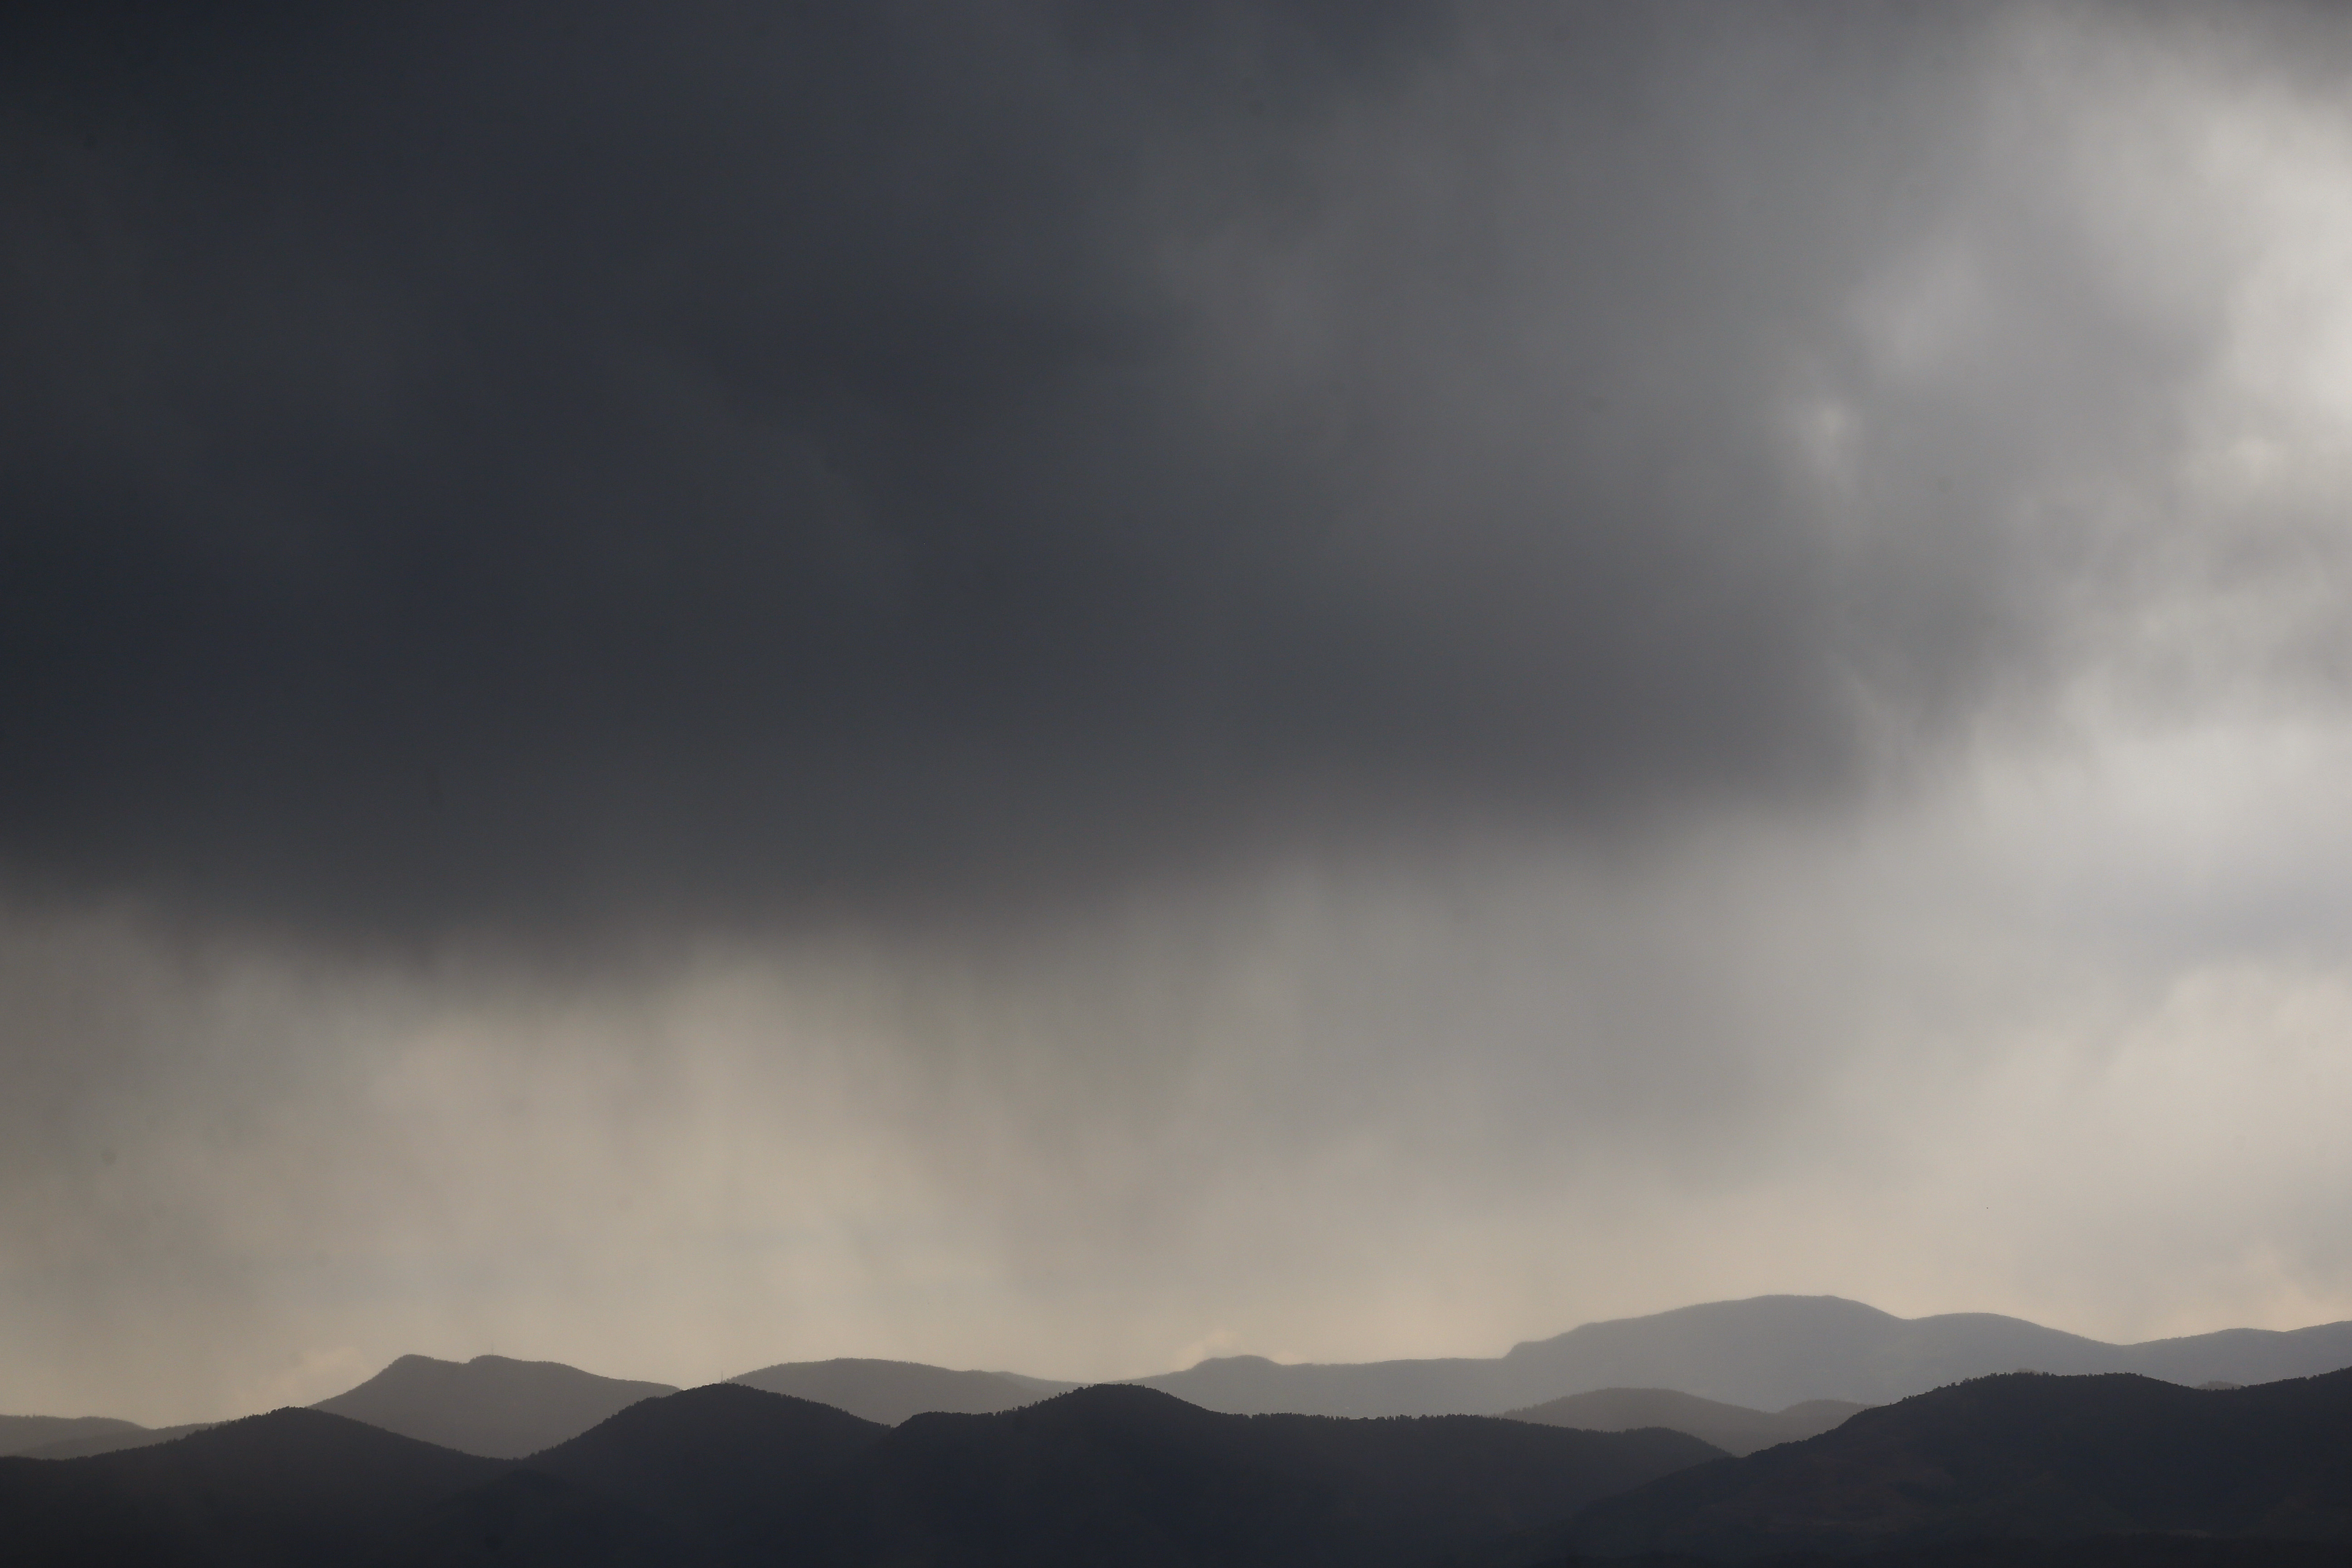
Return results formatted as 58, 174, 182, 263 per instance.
8, 10, 2352, 1568
279, 1294, 2352, 1458
9, 0, 2352, 1464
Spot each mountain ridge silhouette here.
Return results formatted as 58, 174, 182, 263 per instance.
1126, 1294, 2352, 1416
0, 1383, 1722, 1565
1556, 1366, 2352, 1562
14, 1294, 2350, 1461
12, 1372, 2352, 1564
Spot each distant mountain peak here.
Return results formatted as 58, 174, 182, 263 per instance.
311, 1352, 676, 1459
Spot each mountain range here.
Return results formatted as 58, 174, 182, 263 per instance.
9, 1294, 2351, 1464
0, 1384, 1718, 1566
9, 1368, 2352, 1565
1123, 1294, 2352, 1416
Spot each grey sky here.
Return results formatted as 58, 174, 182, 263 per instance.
5, 2, 2352, 1423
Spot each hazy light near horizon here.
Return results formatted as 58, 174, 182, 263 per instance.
3, 2, 2352, 1427
7, 701, 2351, 1424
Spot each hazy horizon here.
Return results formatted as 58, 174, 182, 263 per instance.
7, 1, 2352, 1428
24, 1286, 2352, 1431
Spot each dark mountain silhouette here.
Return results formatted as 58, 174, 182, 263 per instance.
0, 1406, 505, 1565
311, 1352, 676, 1457
1503, 1387, 1868, 1455
0, 1416, 143, 1457
12, 1298, 2351, 1565
529, 1382, 885, 1556
387, 1382, 891, 1564
1131, 1296, 2352, 1415
0, 1382, 1720, 1566
1558, 1367, 2352, 1561
799, 1382, 1723, 1568
397, 1381, 1721, 1567
30, 1373, 2352, 1566
729, 1357, 1063, 1424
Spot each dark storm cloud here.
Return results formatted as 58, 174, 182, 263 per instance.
0, 2, 2218, 939
11, 3, 2352, 1422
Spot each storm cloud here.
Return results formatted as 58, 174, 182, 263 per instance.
6, 2, 2352, 1424
10, 0, 2295, 939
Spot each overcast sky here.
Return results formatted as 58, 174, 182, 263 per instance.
7, 0, 2352, 1426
